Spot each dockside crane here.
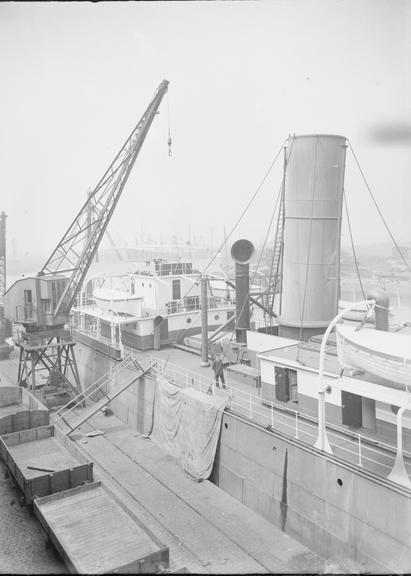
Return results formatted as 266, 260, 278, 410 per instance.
4, 79, 169, 406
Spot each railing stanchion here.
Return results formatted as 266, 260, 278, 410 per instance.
358, 434, 363, 467
271, 402, 274, 428
249, 393, 253, 419
295, 411, 299, 439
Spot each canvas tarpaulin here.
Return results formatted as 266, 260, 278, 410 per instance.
150, 377, 227, 481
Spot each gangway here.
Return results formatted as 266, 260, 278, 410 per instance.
53, 353, 157, 435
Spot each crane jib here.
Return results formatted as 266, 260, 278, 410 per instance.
35, 79, 169, 322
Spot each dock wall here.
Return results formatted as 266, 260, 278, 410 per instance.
75, 343, 154, 434
74, 340, 411, 574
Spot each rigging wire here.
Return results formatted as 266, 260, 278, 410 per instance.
201, 139, 287, 278
267, 135, 296, 313
348, 141, 410, 273
343, 188, 366, 300
218, 167, 287, 360
211, 140, 295, 353
161, 139, 287, 368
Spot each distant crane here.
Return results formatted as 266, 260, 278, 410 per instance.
4, 80, 169, 406
0, 212, 12, 359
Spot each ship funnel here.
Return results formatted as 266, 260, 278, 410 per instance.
231, 239, 255, 343
278, 134, 347, 341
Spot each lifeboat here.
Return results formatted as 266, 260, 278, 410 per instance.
338, 300, 375, 322
93, 288, 143, 316
335, 324, 411, 389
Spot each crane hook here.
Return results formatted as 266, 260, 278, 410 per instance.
167, 130, 172, 157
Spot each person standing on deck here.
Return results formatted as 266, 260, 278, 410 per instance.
212, 353, 227, 389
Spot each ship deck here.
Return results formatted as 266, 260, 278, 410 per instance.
143, 346, 411, 482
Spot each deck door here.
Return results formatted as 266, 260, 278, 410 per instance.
341, 391, 363, 428
172, 279, 181, 301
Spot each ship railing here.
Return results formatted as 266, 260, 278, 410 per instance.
71, 328, 411, 484
162, 299, 232, 315
136, 351, 411, 482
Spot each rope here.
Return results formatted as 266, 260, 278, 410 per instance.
343, 189, 366, 300
348, 141, 411, 273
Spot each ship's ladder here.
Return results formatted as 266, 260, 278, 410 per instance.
266, 188, 285, 312
52, 352, 157, 435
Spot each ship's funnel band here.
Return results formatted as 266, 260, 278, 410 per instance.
231, 239, 255, 265
277, 318, 332, 329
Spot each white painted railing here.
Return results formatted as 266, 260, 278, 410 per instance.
71, 328, 411, 485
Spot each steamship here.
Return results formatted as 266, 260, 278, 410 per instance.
74, 134, 411, 436
70, 134, 411, 572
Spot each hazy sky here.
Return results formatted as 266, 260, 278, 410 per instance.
1, 0, 410, 260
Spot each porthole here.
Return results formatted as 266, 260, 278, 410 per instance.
214, 314, 220, 321
142, 282, 144, 287
337, 478, 343, 486
149, 283, 152, 288
224, 423, 228, 429
186, 318, 192, 324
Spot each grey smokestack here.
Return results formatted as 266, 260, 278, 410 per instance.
231, 239, 255, 344
278, 134, 347, 341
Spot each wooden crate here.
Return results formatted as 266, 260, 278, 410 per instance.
34, 481, 170, 574
0, 425, 93, 504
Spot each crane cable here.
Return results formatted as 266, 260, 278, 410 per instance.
348, 141, 410, 273
167, 92, 172, 157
